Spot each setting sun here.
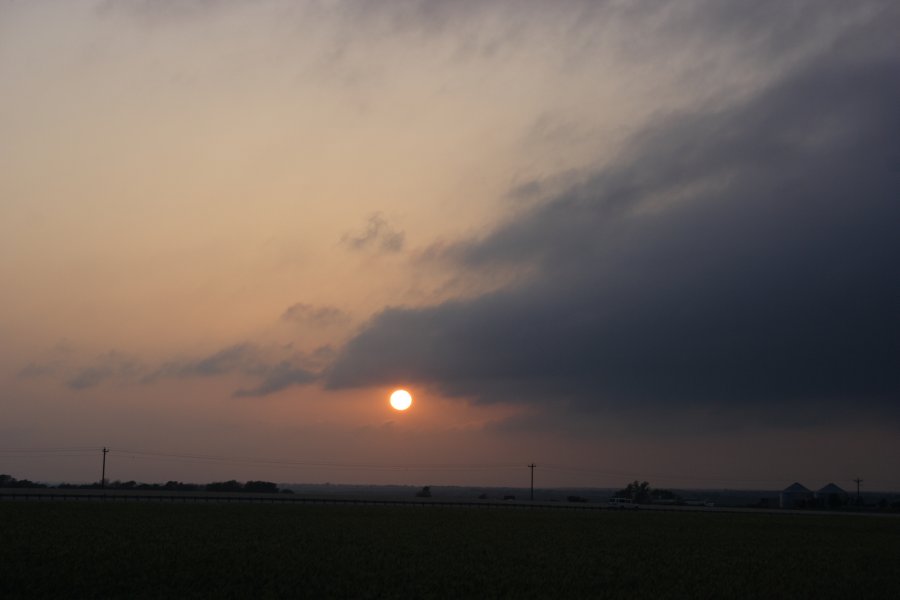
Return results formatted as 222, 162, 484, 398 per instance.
389, 389, 413, 411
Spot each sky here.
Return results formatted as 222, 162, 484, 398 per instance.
2, 0, 898, 491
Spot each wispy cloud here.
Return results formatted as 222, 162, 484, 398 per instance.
281, 303, 351, 327
148, 343, 325, 397
18, 341, 324, 398
342, 213, 405, 254
66, 351, 142, 391
147, 343, 264, 381
234, 362, 318, 398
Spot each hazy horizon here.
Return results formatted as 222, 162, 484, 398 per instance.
13, 467, 893, 496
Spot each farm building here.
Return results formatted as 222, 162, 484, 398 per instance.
815, 483, 849, 508
780, 482, 814, 508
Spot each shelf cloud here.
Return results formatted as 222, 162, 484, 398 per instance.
327, 24, 900, 429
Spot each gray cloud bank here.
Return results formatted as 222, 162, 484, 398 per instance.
326, 13, 900, 428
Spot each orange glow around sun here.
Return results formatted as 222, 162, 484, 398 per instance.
389, 389, 413, 411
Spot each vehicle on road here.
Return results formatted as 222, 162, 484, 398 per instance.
606, 497, 639, 510
684, 499, 716, 507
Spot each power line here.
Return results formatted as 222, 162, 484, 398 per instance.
112, 448, 525, 472
0, 452, 99, 459
0, 447, 102, 454
539, 463, 812, 486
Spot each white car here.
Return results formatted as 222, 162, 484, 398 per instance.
606, 497, 639, 509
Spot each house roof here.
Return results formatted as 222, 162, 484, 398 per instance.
783, 482, 812, 493
817, 483, 847, 494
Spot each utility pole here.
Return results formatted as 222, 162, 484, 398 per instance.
528, 463, 536, 501
853, 477, 863, 506
101, 447, 109, 489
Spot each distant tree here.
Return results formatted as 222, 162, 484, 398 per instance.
616, 481, 651, 504
415, 486, 432, 498
162, 481, 199, 491
0, 474, 47, 489
206, 480, 243, 493
244, 481, 279, 493
616, 481, 683, 504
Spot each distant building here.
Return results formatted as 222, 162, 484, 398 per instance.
815, 483, 849, 508
780, 482, 814, 508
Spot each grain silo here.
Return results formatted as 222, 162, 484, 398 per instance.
815, 483, 849, 508
780, 482, 814, 508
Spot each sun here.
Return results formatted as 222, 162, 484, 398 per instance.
389, 389, 413, 411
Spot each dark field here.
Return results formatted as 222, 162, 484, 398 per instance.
2, 502, 899, 598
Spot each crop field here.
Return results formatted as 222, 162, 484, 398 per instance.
2, 502, 899, 598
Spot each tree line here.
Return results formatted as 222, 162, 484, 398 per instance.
0, 474, 292, 494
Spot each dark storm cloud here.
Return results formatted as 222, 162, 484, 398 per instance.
342, 213, 405, 254
326, 22, 900, 427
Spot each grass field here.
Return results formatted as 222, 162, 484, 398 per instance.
2, 502, 898, 598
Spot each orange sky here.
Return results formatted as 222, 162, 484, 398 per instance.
2, 1, 898, 491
